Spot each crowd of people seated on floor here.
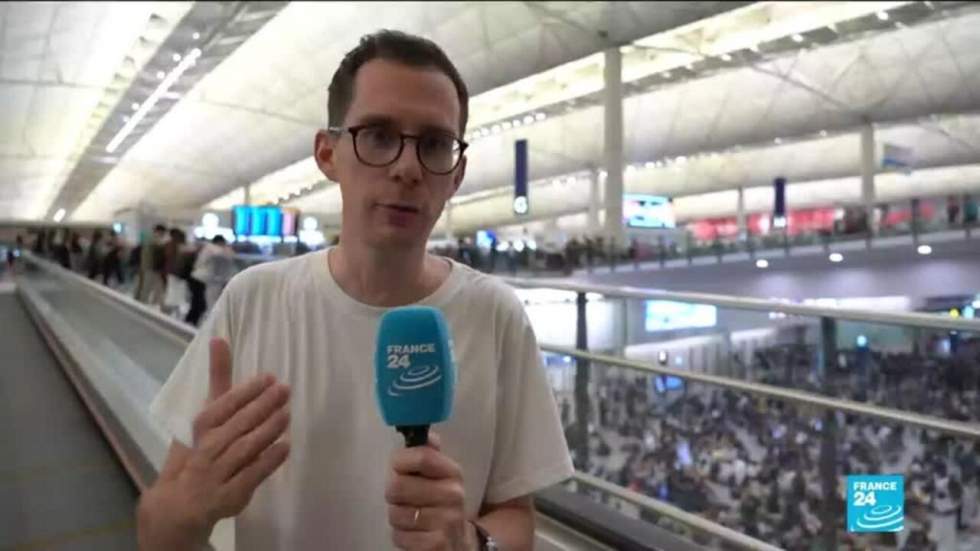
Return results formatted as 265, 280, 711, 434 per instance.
556, 336, 980, 549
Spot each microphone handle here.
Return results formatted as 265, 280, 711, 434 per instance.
397, 425, 430, 447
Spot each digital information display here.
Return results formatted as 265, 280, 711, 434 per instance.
624, 194, 676, 229
232, 205, 300, 237
645, 300, 717, 332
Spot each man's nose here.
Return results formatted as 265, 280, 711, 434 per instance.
388, 138, 423, 185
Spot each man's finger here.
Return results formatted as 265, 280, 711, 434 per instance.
426, 431, 442, 451
391, 446, 461, 480
385, 475, 464, 507
390, 528, 444, 551
223, 441, 290, 505
208, 338, 233, 401
198, 383, 290, 460
387, 505, 451, 532
214, 406, 290, 482
193, 373, 275, 441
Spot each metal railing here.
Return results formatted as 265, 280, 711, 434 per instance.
501, 276, 980, 332
21, 252, 980, 551
546, 345, 980, 440
572, 472, 783, 551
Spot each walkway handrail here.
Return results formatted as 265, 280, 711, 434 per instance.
572, 472, 783, 551
501, 276, 980, 332
21, 252, 197, 341
542, 344, 980, 440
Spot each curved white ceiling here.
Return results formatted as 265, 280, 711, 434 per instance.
70, 1, 740, 221
0, 2, 186, 220
280, 7, 980, 234
455, 7, 980, 196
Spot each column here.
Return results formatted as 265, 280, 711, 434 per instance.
603, 46, 625, 247
860, 122, 875, 232
243, 183, 252, 206
819, 317, 839, 551
588, 169, 601, 235
736, 186, 747, 240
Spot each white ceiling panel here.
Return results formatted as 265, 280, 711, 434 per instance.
71, 1, 743, 220
0, 1, 175, 220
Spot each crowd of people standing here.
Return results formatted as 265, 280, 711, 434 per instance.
14, 225, 234, 326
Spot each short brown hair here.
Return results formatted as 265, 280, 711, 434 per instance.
328, 30, 469, 136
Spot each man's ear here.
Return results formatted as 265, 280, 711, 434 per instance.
314, 130, 338, 181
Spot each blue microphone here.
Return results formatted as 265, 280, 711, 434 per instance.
375, 306, 456, 447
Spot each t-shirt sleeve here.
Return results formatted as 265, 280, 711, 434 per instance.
484, 290, 574, 504
148, 285, 235, 447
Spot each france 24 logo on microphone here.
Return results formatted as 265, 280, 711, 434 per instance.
846, 475, 904, 533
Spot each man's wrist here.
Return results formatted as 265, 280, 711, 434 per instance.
137, 488, 211, 551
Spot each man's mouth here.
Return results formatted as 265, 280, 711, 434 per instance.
379, 203, 420, 214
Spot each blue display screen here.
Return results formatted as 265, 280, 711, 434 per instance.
645, 301, 717, 332
263, 206, 282, 237
654, 375, 685, 393
233, 205, 288, 237
233, 205, 251, 235
623, 194, 676, 229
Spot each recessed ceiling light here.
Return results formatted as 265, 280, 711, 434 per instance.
917, 244, 932, 255
829, 253, 843, 263
535, 112, 546, 122
721, 53, 732, 62
156, 70, 165, 80
662, 71, 671, 78
192, 31, 201, 40
792, 34, 804, 43
131, 102, 140, 110
756, 259, 769, 269
819, 130, 828, 137
877, 11, 889, 21
523, 115, 534, 124
172, 53, 181, 62
774, 137, 782, 144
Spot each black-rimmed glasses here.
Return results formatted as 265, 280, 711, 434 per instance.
327, 124, 467, 175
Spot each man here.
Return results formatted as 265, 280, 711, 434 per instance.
138, 30, 572, 550
137, 225, 169, 305
185, 235, 234, 326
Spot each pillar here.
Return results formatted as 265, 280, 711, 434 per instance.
588, 169, 601, 236
243, 183, 252, 206
603, 46, 625, 247
737, 186, 747, 240
860, 123, 875, 232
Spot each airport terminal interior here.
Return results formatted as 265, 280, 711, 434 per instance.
2, 1, 980, 550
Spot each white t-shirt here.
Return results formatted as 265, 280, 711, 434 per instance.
149, 249, 574, 550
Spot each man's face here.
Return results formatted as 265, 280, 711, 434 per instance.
315, 59, 466, 249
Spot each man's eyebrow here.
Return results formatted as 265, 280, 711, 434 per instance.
352, 113, 397, 127
352, 114, 457, 137
418, 123, 458, 137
